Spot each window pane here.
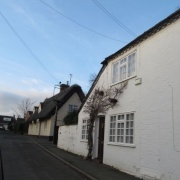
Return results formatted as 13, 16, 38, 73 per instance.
120, 58, 126, 64
128, 53, 135, 77
110, 123, 112, 128
129, 113, 134, 120
110, 136, 115, 142
110, 129, 113, 135
114, 116, 116, 121
113, 123, 116, 128
117, 136, 120, 142
126, 121, 129, 128
121, 129, 124, 135
113, 129, 115, 134
118, 115, 124, 120
130, 121, 134, 128
121, 123, 124, 128
121, 136, 124, 142
120, 65, 126, 81
126, 129, 129, 135
109, 136, 112, 142
126, 136, 130, 143
117, 136, 123, 143
130, 129, 133, 135
112, 62, 119, 83
112, 136, 115, 142
130, 137, 133, 143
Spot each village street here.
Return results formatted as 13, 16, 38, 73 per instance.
0, 131, 87, 180
0, 131, 141, 180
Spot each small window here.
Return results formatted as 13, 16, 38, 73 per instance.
81, 119, 89, 140
109, 116, 116, 142
69, 104, 78, 112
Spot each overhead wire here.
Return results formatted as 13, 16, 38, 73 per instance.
0, 10, 59, 83
39, 0, 126, 43
91, 0, 137, 37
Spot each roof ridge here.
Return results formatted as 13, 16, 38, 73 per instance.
102, 8, 180, 64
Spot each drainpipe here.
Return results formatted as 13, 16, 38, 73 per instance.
38, 120, 41, 137
53, 102, 58, 144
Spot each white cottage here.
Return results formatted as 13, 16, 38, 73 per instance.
28, 84, 85, 143
64, 9, 180, 180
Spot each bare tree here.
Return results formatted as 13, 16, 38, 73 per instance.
83, 81, 128, 159
89, 73, 97, 86
13, 98, 35, 118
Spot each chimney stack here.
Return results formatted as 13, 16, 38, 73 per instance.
60, 84, 69, 92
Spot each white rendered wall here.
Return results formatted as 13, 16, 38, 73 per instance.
28, 119, 54, 137
58, 125, 80, 154
52, 92, 82, 126
39, 119, 54, 136
28, 123, 39, 135
78, 19, 180, 180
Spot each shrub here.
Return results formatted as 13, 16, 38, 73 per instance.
63, 111, 78, 125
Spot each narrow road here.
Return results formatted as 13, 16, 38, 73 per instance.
0, 131, 87, 180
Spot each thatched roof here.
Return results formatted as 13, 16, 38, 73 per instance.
28, 84, 85, 122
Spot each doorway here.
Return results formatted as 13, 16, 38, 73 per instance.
98, 116, 105, 163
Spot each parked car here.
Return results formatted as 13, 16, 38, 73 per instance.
0, 126, 5, 130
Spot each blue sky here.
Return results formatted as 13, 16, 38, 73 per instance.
0, 0, 179, 116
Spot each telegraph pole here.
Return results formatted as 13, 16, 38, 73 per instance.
53, 83, 60, 144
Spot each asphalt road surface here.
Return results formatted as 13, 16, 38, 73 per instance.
0, 131, 87, 180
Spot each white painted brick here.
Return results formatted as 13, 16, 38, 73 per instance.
77, 18, 180, 179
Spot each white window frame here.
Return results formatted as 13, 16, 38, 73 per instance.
68, 104, 78, 112
109, 112, 135, 147
81, 119, 89, 141
112, 51, 136, 84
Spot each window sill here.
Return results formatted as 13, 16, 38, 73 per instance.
80, 140, 88, 143
107, 142, 135, 148
111, 75, 136, 87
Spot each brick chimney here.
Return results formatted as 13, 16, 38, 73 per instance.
60, 84, 69, 92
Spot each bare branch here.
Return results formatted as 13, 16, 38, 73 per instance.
12, 98, 35, 118
83, 81, 128, 159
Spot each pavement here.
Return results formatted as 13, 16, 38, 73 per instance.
27, 136, 141, 180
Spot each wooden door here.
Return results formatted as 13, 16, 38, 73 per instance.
98, 116, 105, 163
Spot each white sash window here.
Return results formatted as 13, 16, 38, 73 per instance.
112, 51, 136, 84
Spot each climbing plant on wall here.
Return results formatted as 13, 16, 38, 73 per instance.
83, 81, 128, 159
63, 110, 78, 125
